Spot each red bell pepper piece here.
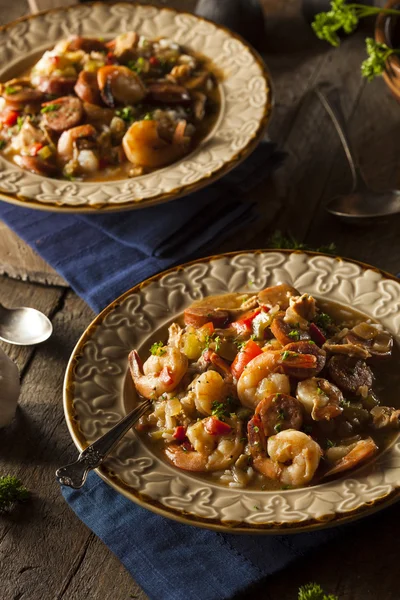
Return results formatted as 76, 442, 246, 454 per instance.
309, 322, 327, 346
204, 416, 232, 436
231, 339, 262, 380
231, 307, 263, 336
149, 56, 160, 67
1, 110, 19, 127
173, 426, 187, 442
29, 143, 44, 156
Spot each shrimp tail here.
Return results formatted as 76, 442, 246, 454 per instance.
128, 349, 144, 381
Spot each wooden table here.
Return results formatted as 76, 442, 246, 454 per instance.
1, 1, 400, 599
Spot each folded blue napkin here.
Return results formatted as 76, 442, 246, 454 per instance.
0, 142, 344, 600
0, 141, 281, 311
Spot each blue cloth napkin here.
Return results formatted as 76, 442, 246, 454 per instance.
0, 141, 343, 600
0, 141, 281, 311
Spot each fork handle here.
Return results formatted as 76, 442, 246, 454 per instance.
56, 400, 152, 489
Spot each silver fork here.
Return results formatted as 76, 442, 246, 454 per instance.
56, 399, 152, 489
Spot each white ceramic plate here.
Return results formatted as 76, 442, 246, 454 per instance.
64, 250, 400, 533
0, 2, 272, 212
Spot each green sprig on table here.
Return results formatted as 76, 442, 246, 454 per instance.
268, 230, 337, 255
298, 582, 338, 599
312, 0, 400, 80
0, 475, 29, 512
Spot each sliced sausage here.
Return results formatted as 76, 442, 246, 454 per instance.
281, 341, 326, 379
14, 155, 58, 177
36, 76, 77, 96
65, 36, 107, 53
74, 71, 102, 105
41, 97, 83, 133
255, 393, 303, 437
328, 355, 373, 394
270, 312, 310, 346
258, 283, 300, 309
83, 102, 114, 126
97, 66, 147, 107
1, 79, 43, 109
147, 82, 191, 104
184, 306, 230, 329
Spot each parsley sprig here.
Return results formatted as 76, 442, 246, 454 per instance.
298, 582, 338, 600
0, 475, 29, 512
361, 38, 400, 81
268, 231, 336, 255
312, 0, 400, 48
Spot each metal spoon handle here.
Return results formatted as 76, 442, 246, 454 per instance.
314, 86, 363, 193
56, 400, 152, 489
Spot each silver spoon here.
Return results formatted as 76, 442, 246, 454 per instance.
315, 87, 400, 222
56, 398, 152, 489
0, 302, 53, 345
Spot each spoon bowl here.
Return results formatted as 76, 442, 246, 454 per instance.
326, 189, 400, 222
0, 303, 53, 345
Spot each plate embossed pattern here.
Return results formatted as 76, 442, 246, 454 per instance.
64, 251, 400, 532
0, 3, 271, 212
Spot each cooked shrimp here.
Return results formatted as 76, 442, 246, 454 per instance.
122, 119, 190, 168
57, 124, 97, 162
165, 417, 243, 472
249, 428, 322, 486
324, 438, 378, 477
296, 377, 344, 421
193, 370, 227, 416
237, 349, 316, 409
128, 347, 188, 399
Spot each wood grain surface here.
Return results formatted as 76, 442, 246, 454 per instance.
1, 1, 400, 599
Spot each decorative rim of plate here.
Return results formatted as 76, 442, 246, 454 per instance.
63, 249, 400, 533
0, 2, 272, 213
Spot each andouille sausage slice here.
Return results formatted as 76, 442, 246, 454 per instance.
1, 80, 43, 109
14, 155, 58, 177
255, 393, 303, 437
147, 82, 191, 104
41, 97, 83, 133
184, 306, 230, 329
258, 283, 300, 309
328, 355, 373, 395
65, 36, 107, 53
36, 76, 77, 96
270, 312, 310, 346
281, 341, 326, 379
74, 71, 102, 105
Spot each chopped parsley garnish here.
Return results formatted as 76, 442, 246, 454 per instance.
115, 106, 136, 123
281, 350, 298, 360
288, 329, 300, 340
316, 386, 325, 395
143, 112, 153, 121
326, 439, 336, 449
150, 341, 166, 356
277, 409, 285, 420
253, 425, 260, 433
5, 85, 18, 95
253, 505, 259, 510
40, 104, 60, 113
274, 423, 282, 433
16, 116, 24, 131
213, 335, 221, 352
240, 437, 247, 443
314, 312, 332, 329
128, 56, 146, 73
211, 401, 227, 420
339, 398, 351, 408
0, 475, 29, 512
0, 140, 6, 150
298, 581, 338, 600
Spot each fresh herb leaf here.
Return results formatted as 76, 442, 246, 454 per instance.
211, 401, 228, 420
116, 106, 136, 123
16, 116, 24, 131
314, 312, 332, 329
298, 581, 338, 600
339, 398, 351, 408
40, 104, 60, 113
281, 350, 298, 360
253, 425, 260, 433
5, 85, 18, 95
0, 475, 29, 512
274, 423, 282, 433
150, 341, 166, 356
143, 112, 153, 121
326, 439, 336, 448
213, 335, 221, 352
268, 230, 336, 254
361, 37, 400, 81
128, 56, 146, 73
288, 329, 300, 340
